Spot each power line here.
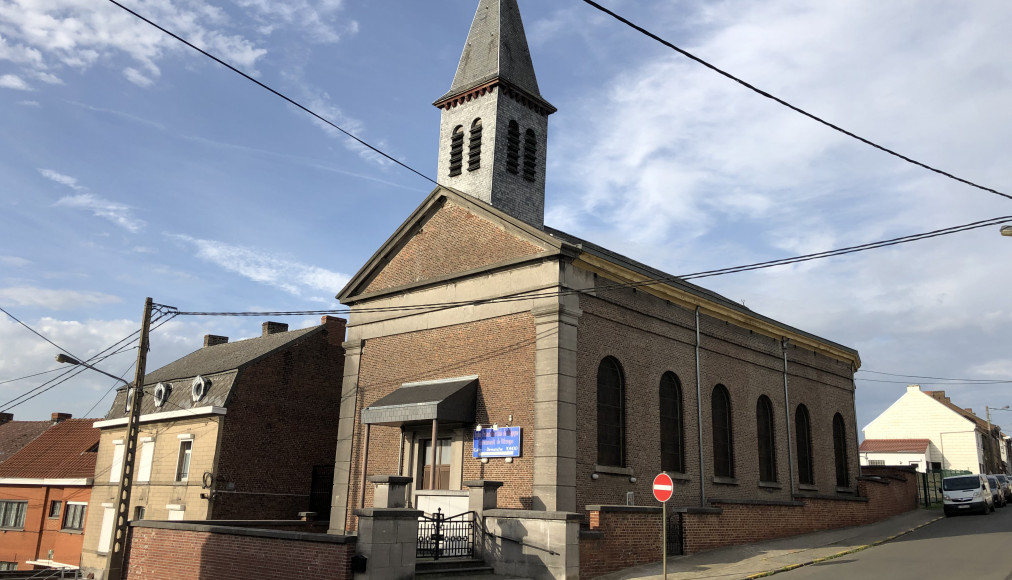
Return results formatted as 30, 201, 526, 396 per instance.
0, 305, 85, 361
857, 369, 1011, 384
0, 312, 174, 413
580, 0, 1012, 203
0, 367, 64, 386
104, 0, 437, 188
161, 214, 1012, 318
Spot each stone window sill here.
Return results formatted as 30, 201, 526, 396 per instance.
595, 465, 634, 476
667, 472, 692, 482
712, 476, 739, 486
836, 486, 856, 494
758, 481, 782, 489
798, 484, 818, 492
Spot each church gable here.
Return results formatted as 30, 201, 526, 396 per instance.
358, 197, 550, 296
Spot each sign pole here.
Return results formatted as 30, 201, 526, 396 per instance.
662, 499, 667, 579
652, 473, 673, 580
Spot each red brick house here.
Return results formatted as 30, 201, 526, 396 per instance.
80, 316, 346, 579
0, 414, 98, 573
329, 0, 864, 543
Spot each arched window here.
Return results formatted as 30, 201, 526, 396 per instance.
597, 357, 625, 467
523, 129, 537, 181
756, 395, 777, 482
660, 372, 684, 473
506, 120, 521, 174
712, 385, 734, 478
795, 405, 814, 485
833, 413, 849, 488
468, 119, 483, 171
449, 126, 464, 176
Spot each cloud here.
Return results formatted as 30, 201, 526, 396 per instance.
54, 194, 146, 233
0, 74, 30, 90
39, 168, 84, 190
235, 0, 357, 43
0, 0, 267, 88
0, 287, 122, 310
170, 234, 350, 298
18, 100, 40, 106
0, 256, 30, 267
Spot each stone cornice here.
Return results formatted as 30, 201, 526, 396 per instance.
434, 78, 557, 116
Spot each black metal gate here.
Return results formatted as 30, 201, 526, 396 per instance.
666, 510, 684, 556
416, 509, 476, 560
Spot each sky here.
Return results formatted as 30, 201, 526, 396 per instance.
1, 0, 1011, 436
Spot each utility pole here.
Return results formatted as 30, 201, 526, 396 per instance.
105, 297, 153, 580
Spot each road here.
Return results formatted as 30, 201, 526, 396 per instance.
776, 505, 1012, 580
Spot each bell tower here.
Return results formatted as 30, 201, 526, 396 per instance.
434, 0, 556, 229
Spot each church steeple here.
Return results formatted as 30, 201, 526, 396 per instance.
435, 0, 556, 229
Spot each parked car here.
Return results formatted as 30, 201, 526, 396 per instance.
942, 474, 993, 516
987, 475, 1006, 508
996, 474, 1012, 502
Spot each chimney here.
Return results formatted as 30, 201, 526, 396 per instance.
262, 321, 289, 336
51, 412, 72, 424
204, 335, 229, 347
965, 408, 974, 415
906, 384, 922, 393
0, 412, 12, 425
321, 316, 347, 346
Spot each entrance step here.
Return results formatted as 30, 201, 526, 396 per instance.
416, 558, 496, 577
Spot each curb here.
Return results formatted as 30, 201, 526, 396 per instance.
741, 515, 944, 579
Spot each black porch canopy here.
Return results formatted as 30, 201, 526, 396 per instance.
360, 376, 478, 426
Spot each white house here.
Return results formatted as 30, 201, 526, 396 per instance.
862, 384, 1002, 474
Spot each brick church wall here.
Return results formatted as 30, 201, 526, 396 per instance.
575, 282, 859, 512
345, 312, 537, 529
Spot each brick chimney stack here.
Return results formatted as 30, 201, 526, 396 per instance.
321, 316, 347, 346
51, 412, 72, 424
204, 335, 229, 347
262, 321, 289, 336
0, 412, 12, 425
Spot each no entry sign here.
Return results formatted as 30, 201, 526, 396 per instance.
653, 473, 674, 503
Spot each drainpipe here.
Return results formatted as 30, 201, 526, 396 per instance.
695, 306, 706, 508
359, 423, 371, 509
781, 338, 795, 498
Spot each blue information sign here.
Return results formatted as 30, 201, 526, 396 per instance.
473, 427, 523, 458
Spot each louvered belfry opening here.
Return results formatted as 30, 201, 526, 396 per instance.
468, 119, 483, 171
506, 120, 521, 174
523, 128, 537, 181
449, 126, 464, 176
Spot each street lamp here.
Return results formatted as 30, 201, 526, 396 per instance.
1002, 226, 1012, 237
55, 354, 130, 386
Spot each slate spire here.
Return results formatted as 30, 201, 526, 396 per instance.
439, 0, 547, 106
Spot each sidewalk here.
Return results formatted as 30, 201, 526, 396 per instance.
594, 508, 942, 580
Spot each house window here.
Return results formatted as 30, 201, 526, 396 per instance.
660, 371, 684, 473
133, 506, 146, 521
468, 119, 483, 171
597, 357, 626, 467
110, 440, 125, 483
523, 129, 537, 181
869, 459, 886, 466
98, 506, 115, 554
795, 404, 815, 485
506, 120, 521, 174
756, 395, 777, 482
712, 385, 734, 478
419, 438, 452, 490
176, 440, 193, 482
63, 502, 87, 531
49, 500, 62, 519
833, 413, 849, 488
449, 126, 464, 176
930, 462, 942, 471
0, 562, 17, 571
137, 438, 155, 483
0, 500, 28, 529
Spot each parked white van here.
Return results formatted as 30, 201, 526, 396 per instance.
943, 474, 994, 516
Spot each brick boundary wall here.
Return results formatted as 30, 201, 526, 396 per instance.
123, 521, 355, 580
581, 466, 918, 578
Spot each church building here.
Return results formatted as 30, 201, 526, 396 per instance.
329, 0, 863, 538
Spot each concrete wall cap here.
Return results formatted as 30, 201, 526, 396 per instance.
484, 509, 582, 521
354, 508, 424, 519
129, 520, 355, 544
585, 505, 661, 514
